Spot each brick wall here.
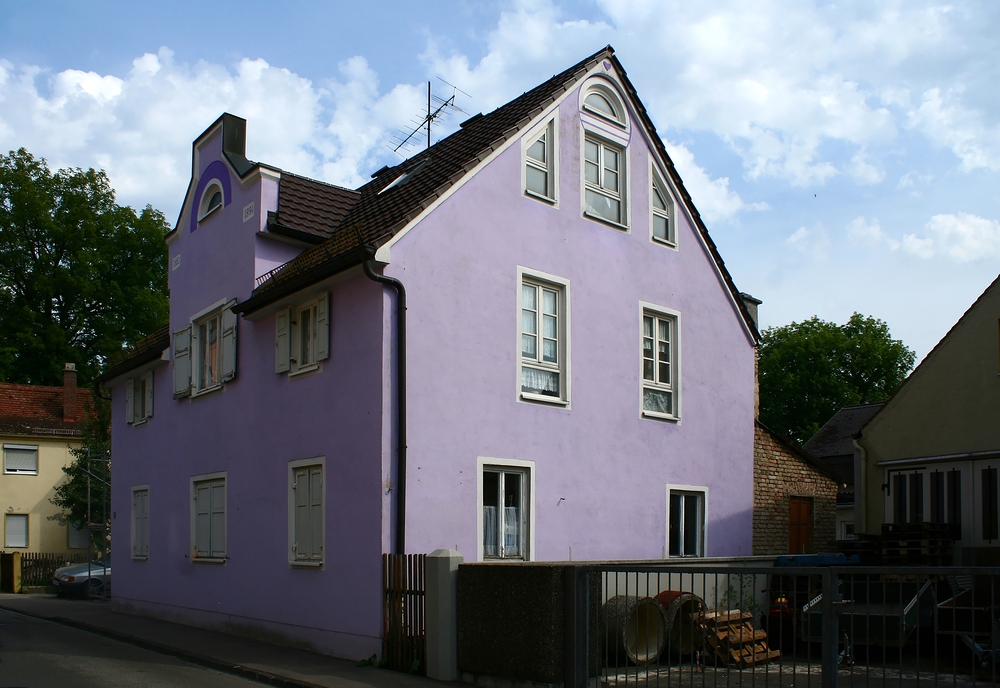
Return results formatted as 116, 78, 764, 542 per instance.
753, 423, 838, 555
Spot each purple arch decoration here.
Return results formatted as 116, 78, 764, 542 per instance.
190, 160, 233, 233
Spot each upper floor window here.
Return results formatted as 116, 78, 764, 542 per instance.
641, 305, 680, 420
173, 300, 238, 398
584, 136, 626, 227
583, 84, 626, 127
198, 182, 224, 222
126, 371, 154, 425
651, 170, 675, 246
3, 444, 38, 475
518, 269, 570, 405
524, 119, 557, 203
276, 293, 330, 376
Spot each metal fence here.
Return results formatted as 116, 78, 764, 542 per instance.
383, 553, 426, 674
563, 564, 1000, 688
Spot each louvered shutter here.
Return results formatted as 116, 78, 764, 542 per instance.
173, 326, 192, 398
221, 300, 238, 382
137, 490, 149, 557
308, 467, 323, 560
132, 491, 139, 556
210, 481, 226, 558
126, 378, 135, 424
5, 514, 27, 548
194, 483, 211, 557
4, 447, 38, 473
144, 371, 154, 418
275, 309, 291, 373
315, 293, 330, 362
294, 468, 309, 560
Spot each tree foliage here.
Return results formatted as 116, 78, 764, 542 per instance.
758, 313, 916, 443
51, 390, 111, 552
0, 148, 169, 386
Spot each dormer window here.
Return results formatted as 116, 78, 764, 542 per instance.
583, 85, 626, 127
198, 183, 224, 221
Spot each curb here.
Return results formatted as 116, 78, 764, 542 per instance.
0, 603, 327, 688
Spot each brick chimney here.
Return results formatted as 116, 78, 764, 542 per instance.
63, 363, 77, 424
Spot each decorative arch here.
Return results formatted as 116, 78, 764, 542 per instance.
582, 80, 628, 127
189, 160, 233, 232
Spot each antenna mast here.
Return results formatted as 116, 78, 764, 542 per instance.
390, 79, 470, 156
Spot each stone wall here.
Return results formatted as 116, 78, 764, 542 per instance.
753, 423, 838, 555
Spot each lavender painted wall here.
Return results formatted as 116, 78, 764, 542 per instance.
384, 71, 755, 561
110, 125, 388, 658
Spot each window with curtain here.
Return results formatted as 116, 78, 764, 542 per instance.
520, 275, 567, 402
641, 309, 679, 419
668, 489, 705, 557
584, 136, 625, 226
483, 467, 529, 559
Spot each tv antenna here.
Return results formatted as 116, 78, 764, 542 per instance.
390, 78, 470, 155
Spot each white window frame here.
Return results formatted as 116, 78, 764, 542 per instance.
666, 484, 708, 558
3, 444, 39, 475
190, 472, 227, 563
582, 82, 628, 128
582, 133, 628, 229
522, 118, 558, 204
517, 267, 571, 407
131, 485, 150, 560
477, 457, 535, 562
5, 513, 28, 548
198, 181, 224, 222
288, 457, 325, 567
192, 308, 224, 395
650, 166, 677, 248
640, 303, 681, 421
126, 370, 154, 425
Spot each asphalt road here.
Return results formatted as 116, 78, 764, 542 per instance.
0, 608, 266, 688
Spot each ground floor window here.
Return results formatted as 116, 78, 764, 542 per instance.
132, 487, 149, 559
289, 459, 324, 565
667, 487, 706, 557
481, 464, 531, 560
4, 514, 27, 548
191, 474, 226, 560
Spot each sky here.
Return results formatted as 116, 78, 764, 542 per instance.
2, 0, 999, 362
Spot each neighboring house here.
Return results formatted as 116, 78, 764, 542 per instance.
802, 403, 882, 540
856, 274, 1000, 565
102, 47, 759, 659
0, 365, 90, 553
753, 421, 839, 555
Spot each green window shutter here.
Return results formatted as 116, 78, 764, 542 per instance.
221, 300, 238, 382
315, 293, 330, 362
275, 309, 291, 373
173, 326, 192, 398
125, 378, 135, 424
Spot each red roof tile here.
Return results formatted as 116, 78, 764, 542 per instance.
0, 382, 90, 438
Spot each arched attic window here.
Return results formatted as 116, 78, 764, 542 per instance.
198, 182, 224, 221
583, 85, 626, 126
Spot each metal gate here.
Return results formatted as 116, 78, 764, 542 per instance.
382, 553, 426, 674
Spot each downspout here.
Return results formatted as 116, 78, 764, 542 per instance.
363, 255, 407, 555
852, 439, 867, 535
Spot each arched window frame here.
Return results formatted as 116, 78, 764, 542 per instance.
198, 182, 224, 222
582, 83, 627, 128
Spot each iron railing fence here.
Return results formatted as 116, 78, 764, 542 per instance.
563, 564, 1000, 688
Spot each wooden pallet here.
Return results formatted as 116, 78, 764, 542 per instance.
691, 609, 780, 668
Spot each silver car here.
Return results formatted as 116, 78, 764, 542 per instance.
52, 557, 111, 598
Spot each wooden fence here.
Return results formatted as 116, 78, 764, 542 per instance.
382, 553, 426, 674
19, 552, 88, 587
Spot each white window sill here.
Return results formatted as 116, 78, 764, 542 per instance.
290, 560, 323, 568
520, 392, 569, 407
3, 471, 38, 476
583, 210, 629, 232
288, 363, 321, 379
642, 409, 680, 422
191, 557, 227, 564
652, 235, 677, 249
525, 189, 557, 205
190, 384, 224, 400
131, 417, 150, 427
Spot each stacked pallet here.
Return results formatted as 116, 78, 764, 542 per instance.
881, 523, 954, 565
691, 609, 780, 668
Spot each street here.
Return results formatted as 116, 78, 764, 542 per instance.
0, 608, 266, 687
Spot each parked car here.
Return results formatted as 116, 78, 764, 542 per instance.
52, 556, 111, 598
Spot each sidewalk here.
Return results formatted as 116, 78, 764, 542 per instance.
0, 593, 440, 687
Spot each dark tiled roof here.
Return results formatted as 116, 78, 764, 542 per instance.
95, 326, 170, 387
803, 403, 884, 459
237, 46, 760, 341
757, 420, 842, 484
272, 173, 360, 241
0, 382, 90, 437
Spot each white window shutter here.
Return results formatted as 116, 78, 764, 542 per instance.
315, 293, 330, 362
275, 309, 291, 373
221, 300, 238, 382
210, 482, 226, 558
132, 491, 139, 556
309, 467, 323, 560
294, 467, 309, 560
173, 326, 192, 398
139, 490, 149, 557
194, 484, 210, 557
125, 378, 135, 424
144, 371, 154, 418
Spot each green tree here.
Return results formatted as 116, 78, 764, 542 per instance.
0, 148, 169, 387
51, 390, 111, 552
759, 313, 916, 443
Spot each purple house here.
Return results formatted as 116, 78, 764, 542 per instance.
102, 47, 759, 659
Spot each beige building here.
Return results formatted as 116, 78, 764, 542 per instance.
1, 365, 90, 553
855, 274, 1000, 564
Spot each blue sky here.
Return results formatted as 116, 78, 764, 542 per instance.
3, 0, 999, 361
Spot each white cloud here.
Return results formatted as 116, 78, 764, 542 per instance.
785, 224, 830, 260
902, 212, 1000, 261
908, 87, 1000, 171
848, 153, 885, 185
663, 141, 768, 223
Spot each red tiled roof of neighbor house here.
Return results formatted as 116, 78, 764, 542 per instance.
0, 381, 90, 437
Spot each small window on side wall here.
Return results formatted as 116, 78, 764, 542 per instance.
276, 292, 330, 376
651, 171, 675, 246
583, 85, 626, 127
480, 460, 533, 561
524, 120, 556, 202
667, 487, 705, 557
198, 182, 224, 222
126, 371, 154, 425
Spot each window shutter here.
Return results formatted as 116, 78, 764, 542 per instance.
173, 326, 192, 398
294, 467, 309, 560
138, 490, 149, 557
275, 309, 291, 373
194, 484, 211, 557
309, 467, 323, 560
144, 371, 154, 418
210, 482, 226, 558
125, 378, 135, 424
132, 491, 139, 556
221, 300, 238, 382
315, 293, 330, 362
